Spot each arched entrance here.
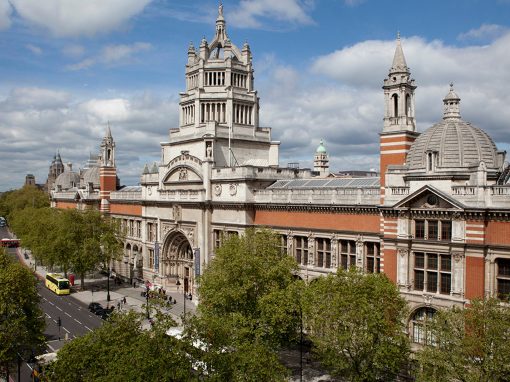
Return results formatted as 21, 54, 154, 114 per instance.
161, 231, 194, 294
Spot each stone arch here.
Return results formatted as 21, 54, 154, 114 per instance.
409, 306, 437, 344
161, 230, 195, 294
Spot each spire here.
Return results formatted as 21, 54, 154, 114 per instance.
390, 33, 409, 74
215, 2, 227, 41
106, 121, 112, 139
443, 83, 461, 120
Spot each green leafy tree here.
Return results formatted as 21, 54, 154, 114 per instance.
46, 311, 194, 382
0, 249, 45, 379
185, 228, 302, 381
0, 185, 49, 221
416, 297, 510, 382
303, 268, 410, 382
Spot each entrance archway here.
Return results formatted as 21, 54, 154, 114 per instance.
161, 231, 194, 293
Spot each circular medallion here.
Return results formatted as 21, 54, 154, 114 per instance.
229, 183, 237, 196
214, 184, 222, 196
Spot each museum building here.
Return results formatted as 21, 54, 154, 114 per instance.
50, 5, 510, 344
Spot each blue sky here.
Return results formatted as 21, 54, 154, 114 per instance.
1, 0, 510, 190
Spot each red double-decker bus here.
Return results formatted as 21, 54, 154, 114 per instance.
0, 238, 20, 248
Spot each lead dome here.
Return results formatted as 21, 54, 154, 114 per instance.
406, 85, 504, 172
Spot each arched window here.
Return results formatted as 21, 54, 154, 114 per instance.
405, 94, 411, 117
392, 94, 399, 117
428, 152, 433, 172
411, 307, 436, 344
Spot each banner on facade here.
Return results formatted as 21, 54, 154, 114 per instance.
154, 241, 159, 271
194, 248, 200, 277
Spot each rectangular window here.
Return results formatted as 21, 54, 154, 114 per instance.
213, 229, 222, 249
415, 220, 425, 239
441, 221, 452, 241
428, 220, 438, 240
365, 242, 381, 273
295, 236, 308, 266
148, 249, 154, 268
497, 258, 510, 301
414, 252, 451, 294
316, 238, 330, 268
340, 240, 356, 270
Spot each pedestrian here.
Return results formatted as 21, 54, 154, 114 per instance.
123, 296, 127, 305
117, 301, 121, 310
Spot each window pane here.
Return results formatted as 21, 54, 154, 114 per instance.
415, 220, 425, 239
440, 273, 451, 294
428, 220, 438, 240
497, 279, 510, 300
441, 255, 451, 271
349, 241, 356, 254
415, 253, 425, 268
367, 257, 375, 273
498, 259, 510, 276
427, 272, 437, 292
341, 254, 348, 270
441, 221, 452, 241
415, 270, 424, 290
427, 254, 438, 270
350, 255, 356, 267
366, 243, 374, 255
325, 253, 331, 268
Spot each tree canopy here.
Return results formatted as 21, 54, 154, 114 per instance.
0, 249, 45, 379
184, 228, 302, 381
0, 185, 49, 221
303, 268, 410, 382
416, 297, 510, 382
46, 311, 193, 382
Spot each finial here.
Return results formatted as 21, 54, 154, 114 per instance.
219, 1, 223, 17
397, 31, 400, 40
450, 82, 454, 90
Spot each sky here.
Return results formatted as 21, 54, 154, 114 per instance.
1, 0, 510, 191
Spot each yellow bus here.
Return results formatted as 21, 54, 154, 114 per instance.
45, 273, 70, 295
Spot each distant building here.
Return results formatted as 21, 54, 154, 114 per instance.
50, 4, 510, 347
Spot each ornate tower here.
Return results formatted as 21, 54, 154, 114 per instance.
380, 34, 419, 199
165, 3, 278, 168
99, 123, 117, 213
314, 139, 330, 177
46, 150, 64, 192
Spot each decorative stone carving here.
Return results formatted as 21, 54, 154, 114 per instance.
206, 142, 212, 158
229, 183, 237, 196
148, 186, 152, 196
452, 211, 462, 220
398, 248, 408, 257
453, 252, 465, 263
423, 294, 433, 306
179, 168, 188, 181
173, 205, 182, 222
214, 184, 222, 196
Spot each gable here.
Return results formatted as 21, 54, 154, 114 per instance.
392, 185, 465, 210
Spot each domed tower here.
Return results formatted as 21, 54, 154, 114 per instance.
46, 150, 65, 192
380, 34, 420, 199
99, 123, 118, 213
314, 139, 330, 177
405, 84, 506, 180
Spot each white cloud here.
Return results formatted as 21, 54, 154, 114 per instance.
0, 0, 12, 29
66, 42, 152, 71
229, 0, 314, 29
0, 89, 178, 190
101, 42, 152, 63
9, 0, 151, 37
259, 30, 510, 172
25, 44, 42, 55
458, 24, 508, 42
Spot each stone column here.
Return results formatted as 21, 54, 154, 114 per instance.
397, 248, 409, 288
451, 252, 465, 297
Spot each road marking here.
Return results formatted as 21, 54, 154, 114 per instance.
48, 301, 54, 306
65, 312, 71, 317
85, 325, 92, 332
74, 318, 82, 325
53, 319, 57, 324
47, 343, 56, 352
62, 327, 70, 333
45, 313, 51, 318
56, 306, 63, 311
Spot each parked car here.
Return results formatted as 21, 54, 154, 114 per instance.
88, 302, 103, 313
96, 306, 115, 320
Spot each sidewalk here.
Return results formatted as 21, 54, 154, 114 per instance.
16, 246, 197, 325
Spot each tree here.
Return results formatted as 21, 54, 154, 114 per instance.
184, 228, 302, 381
416, 298, 510, 382
0, 249, 45, 380
0, 185, 49, 221
303, 268, 410, 382
46, 311, 194, 382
